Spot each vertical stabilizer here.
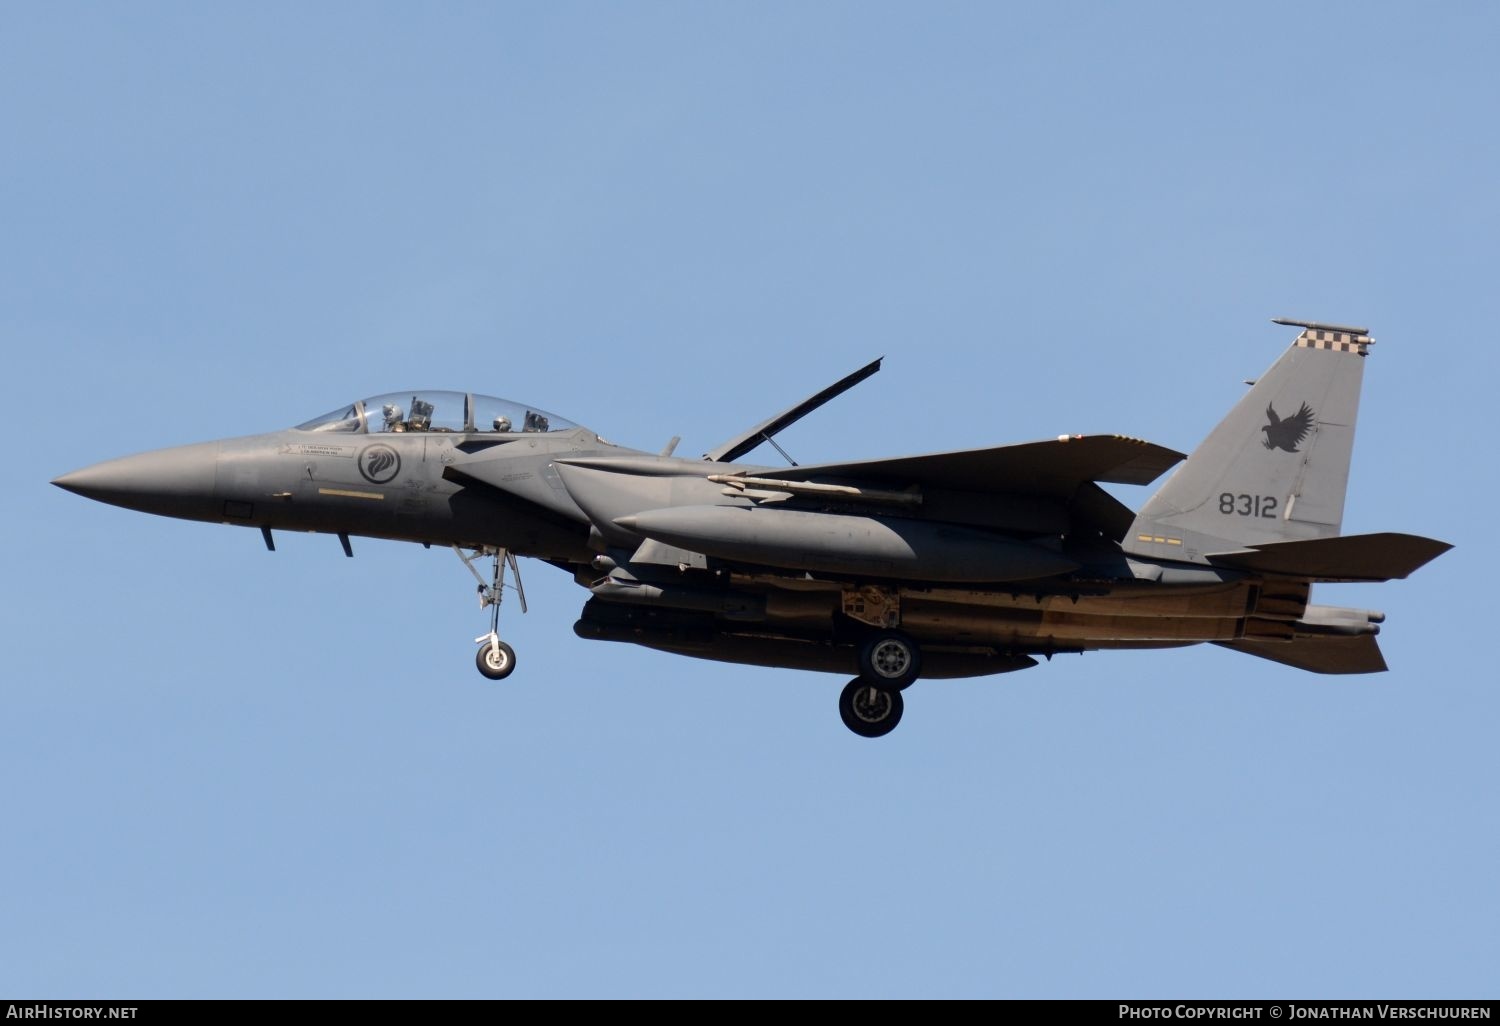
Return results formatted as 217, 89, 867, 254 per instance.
1126, 321, 1372, 560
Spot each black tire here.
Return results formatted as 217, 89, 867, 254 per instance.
839, 678, 905, 738
475, 639, 517, 680
857, 631, 922, 690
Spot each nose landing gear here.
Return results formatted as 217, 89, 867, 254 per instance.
476, 637, 517, 680
454, 546, 527, 681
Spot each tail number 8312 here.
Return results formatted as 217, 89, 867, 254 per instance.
1219, 493, 1278, 518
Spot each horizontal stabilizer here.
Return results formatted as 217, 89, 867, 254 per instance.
1214, 635, 1387, 674
1206, 532, 1452, 582
762, 435, 1185, 496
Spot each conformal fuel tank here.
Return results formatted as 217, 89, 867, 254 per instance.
614, 505, 1077, 583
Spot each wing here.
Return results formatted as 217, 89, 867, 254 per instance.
738, 435, 1186, 497
1265, 402, 1282, 428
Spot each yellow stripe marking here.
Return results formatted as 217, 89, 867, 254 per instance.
318, 487, 384, 500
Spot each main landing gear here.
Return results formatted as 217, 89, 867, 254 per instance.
840, 629, 922, 738
454, 546, 527, 681
857, 630, 921, 690
839, 678, 905, 738
835, 589, 920, 736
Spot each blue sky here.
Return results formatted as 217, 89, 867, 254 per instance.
4, 3, 1496, 998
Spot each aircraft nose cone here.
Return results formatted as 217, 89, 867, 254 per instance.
53, 441, 221, 520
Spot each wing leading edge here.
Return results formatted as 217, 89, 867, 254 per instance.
743, 435, 1185, 496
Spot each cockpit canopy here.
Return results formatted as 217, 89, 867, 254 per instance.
296, 391, 583, 435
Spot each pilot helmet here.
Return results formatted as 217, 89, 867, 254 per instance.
493, 415, 511, 432
382, 404, 403, 429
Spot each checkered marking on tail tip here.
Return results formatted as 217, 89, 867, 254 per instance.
1295, 329, 1373, 355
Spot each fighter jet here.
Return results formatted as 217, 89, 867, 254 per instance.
53, 318, 1450, 737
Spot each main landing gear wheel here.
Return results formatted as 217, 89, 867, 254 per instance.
476, 637, 517, 680
839, 678, 904, 738
858, 631, 922, 690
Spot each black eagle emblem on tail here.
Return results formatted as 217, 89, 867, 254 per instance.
1262, 401, 1314, 453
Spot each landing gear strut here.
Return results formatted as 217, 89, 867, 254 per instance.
839, 678, 904, 738
454, 546, 527, 681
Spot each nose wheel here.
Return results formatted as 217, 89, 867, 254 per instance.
454, 546, 527, 681
476, 637, 517, 680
